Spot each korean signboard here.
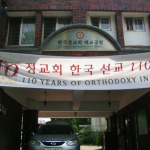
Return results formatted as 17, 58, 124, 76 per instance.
43, 29, 116, 51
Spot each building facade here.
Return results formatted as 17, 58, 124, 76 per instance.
0, 0, 150, 150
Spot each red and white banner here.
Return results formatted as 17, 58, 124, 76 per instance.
0, 52, 150, 90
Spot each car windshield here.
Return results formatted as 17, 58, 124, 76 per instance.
37, 125, 74, 134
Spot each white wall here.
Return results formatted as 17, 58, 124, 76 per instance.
91, 118, 107, 132
86, 11, 117, 40
122, 12, 150, 46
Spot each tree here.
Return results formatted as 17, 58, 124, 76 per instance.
51, 118, 91, 132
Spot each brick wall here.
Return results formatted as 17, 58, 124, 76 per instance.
0, 89, 23, 150
34, 11, 42, 48
115, 12, 125, 48
5, 0, 150, 12
0, 0, 7, 48
1, 0, 150, 49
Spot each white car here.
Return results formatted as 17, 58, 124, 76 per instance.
28, 121, 80, 150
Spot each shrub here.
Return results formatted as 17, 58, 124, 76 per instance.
81, 126, 92, 137
79, 126, 104, 145
91, 132, 98, 145
81, 135, 92, 144
96, 132, 103, 146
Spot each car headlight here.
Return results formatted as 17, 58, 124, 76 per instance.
67, 139, 79, 146
29, 139, 40, 146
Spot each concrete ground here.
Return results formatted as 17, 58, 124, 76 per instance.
81, 145, 102, 150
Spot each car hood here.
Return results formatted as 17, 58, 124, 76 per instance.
31, 134, 78, 141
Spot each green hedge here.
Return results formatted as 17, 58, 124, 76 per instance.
96, 132, 103, 146
79, 126, 103, 146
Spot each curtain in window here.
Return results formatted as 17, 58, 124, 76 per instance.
21, 18, 35, 45
101, 18, 110, 29
44, 18, 56, 40
134, 19, 143, 30
126, 18, 133, 30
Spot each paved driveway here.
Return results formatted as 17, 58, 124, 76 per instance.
20, 145, 102, 150
81, 145, 102, 150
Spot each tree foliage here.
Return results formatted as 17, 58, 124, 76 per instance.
51, 118, 91, 133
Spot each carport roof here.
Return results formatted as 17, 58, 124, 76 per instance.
2, 87, 150, 118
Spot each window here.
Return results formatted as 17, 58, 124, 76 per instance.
43, 17, 71, 40
44, 18, 56, 40
21, 18, 35, 45
125, 18, 144, 31
91, 17, 111, 30
7, 17, 35, 46
137, 108, 148, 135
37, 125, 74, 134
126, 18, 133, 30
91, 17, 99, 27
134, 18, 144, 30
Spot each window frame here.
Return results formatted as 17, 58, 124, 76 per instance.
100, 17, 111, 30
125, 17, 145, 31
20, 18, 35, 46
137, 107, 148, 135
125, 18, 133, 31
42, 17, 72, 42
6, 17, 35, 47
6, 17, 21, 46
91, 17, 111, 31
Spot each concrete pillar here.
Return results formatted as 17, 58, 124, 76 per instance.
22, 110, 38, 149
